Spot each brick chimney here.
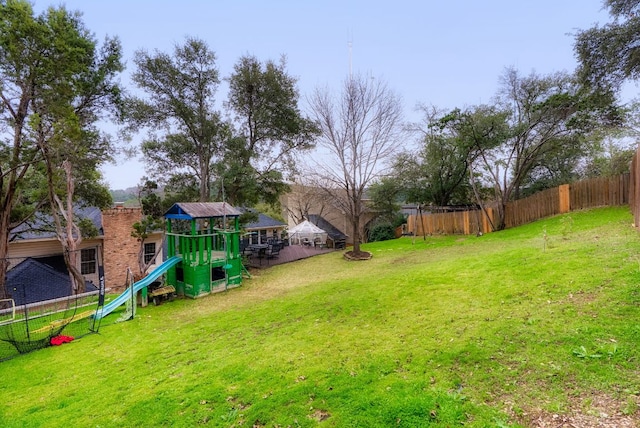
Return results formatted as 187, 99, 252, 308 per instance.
101, 206, 143, 291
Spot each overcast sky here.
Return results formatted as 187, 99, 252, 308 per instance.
37, 0, 629, 189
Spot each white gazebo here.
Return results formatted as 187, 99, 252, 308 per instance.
288, 220, 328, 246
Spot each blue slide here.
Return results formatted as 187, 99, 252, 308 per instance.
94, 256, 182, 319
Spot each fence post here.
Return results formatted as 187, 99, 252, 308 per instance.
559, 184, 570, 214
407, 215, 414, 237
482, 208, 493, 234
635, 152, 640, 228
463, 211, 470, 235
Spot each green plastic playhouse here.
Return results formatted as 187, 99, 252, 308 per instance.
164, 202, 243, 298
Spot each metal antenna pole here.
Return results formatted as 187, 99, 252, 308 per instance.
348, 32, 353, 79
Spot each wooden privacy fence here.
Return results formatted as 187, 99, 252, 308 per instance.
408, 174, 630, 236
504, 186, 564, 229
407, 209, 492, 236
630, 146, 640, 228
570, 175, 629, 211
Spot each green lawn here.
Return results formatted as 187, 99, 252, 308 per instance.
1, 207, 639, 427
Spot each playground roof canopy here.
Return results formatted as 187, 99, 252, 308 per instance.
164, 202, 241, 220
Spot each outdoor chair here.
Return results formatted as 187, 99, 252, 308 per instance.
242, 247, 254, 263
266, 244, 280, 259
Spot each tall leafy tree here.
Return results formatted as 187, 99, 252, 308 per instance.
284, 179, 334, 225
309, 73, 404, 256
394, 105, 475, 207
581, 136, 635, 178
575, 0, 640, 90
127, 37, 227, 202
447, 68, 621, 230
441, 105, 511, 231
367, 177, 403, 225
0, 0, 121, 297
224, 55, 319, 206
33, 11, 121, 293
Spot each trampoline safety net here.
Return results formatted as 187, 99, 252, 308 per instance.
0, 272, 105, 361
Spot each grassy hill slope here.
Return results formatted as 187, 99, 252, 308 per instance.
0, 207, 638, 427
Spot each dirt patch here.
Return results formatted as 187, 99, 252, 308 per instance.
566, 289, 601, 305
517, 393, 639, 427
309, 409, 331, 422
390, 256, 411, 264
343, 250, 372, 261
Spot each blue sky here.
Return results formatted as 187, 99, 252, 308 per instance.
38, 1, 625, 189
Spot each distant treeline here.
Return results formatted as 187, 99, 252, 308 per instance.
110, 188, 138, 206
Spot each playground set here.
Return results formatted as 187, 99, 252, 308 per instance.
0, 202, 246, 360
164, 202, 244, 298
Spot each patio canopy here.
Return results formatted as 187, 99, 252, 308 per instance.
288, 220, 328, 245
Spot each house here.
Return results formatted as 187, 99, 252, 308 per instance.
7, 206, 105, 287
101, 205, 163, 290
6, 204, 164, 296
240, 208, 287, 245
280, 184, 375, 245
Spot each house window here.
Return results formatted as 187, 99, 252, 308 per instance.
144, 242, 156, 264
80, 248, 97, 275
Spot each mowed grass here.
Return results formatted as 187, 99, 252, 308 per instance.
0, 207, 639, 427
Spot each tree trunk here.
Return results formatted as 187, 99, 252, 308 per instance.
0, 220, 10, 300
45, 159, 86, 294
0, 119, 27, 300
200, 162, 210, 202
62, 161, 86, 293
352, 213, 361, 254
495, 201, 507, 231
138, 237, 163, 279
468, 161, 496, 233
63, 249, 85, 294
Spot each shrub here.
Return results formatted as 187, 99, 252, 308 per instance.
369, 223, 396, 242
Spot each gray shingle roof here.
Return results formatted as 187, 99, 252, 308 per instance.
9, 206, 103, 242
242, 209, 286, 230
6, 258, 97, 305
164, 202, 241, 220
307, 215, 347, 240
244, 213, 286, 229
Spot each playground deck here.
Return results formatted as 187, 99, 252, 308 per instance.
245, 244, 334, 268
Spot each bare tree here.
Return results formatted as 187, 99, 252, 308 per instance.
284, 180, 333, 225
309, 74, 404, 256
